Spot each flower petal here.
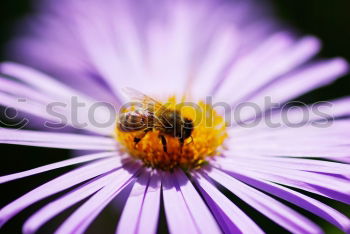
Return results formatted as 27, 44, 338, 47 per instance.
231, 119, 350, 143
0, 152, 116, 183
0, 91, 59, 124
161, 172, 198, 234
0, 157, 121, 227
221, 36, 321, 105
191, 27, 239, 99
174, 169, 221, 233
135, 172, 161, 234
239, 58, 348, 120
213, 160, 350, 205
215, 159, 350, 195
206, 168, 322, 234
22, 168, 123, 234
0, 129, 114, 144
230, 97, 350, 136
0, 78, 50, 104
55, 163, 140, 234
0, 91, 113, 135
217, 156, 350, 177
0, 63, 116, 135
227, 121, 350, 157
216, 166, 350, 232
0, 129, 116, 150
214, 31, 294, 101
192, 172, 263, 234
116, 170, 150, 234
0, 62, 95, 103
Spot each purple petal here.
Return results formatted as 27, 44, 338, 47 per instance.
0, 78, 50, 104
0, 92, 60, 125
217, 156, 350, 176
250, 58, 347, 108
7, 16, 119, 104
0, 129, 116, 150
191, 27, 239, 100
0, 157, 121, 227
230, 97, 350, 136
206, 168, 322, 234
221, 36, 321, 105
161, 172, 198, 234
116, 170, 150, 234
214, 159, 350, 195
333, 158, 350, 164
0, 152, 115, 183
193, 172, 263, 234
0, 128, 114, 144
7, 0, 276, 100
228, 145, 350, 158
227, 121, 350, 157
174, 169, 221, 233
234, 58, 348, 121
55, 163, 140, 234
213, 160, 350, 205
0, 91, 112, 135
217, 166, 350, 232
214, 31, 295, 100
136, 171, 161, 234
231, 119, 350, 141
0, 62, 94, 103
23, 168, 124, 234
0, 63, 115, 135
0, 140, 115, 150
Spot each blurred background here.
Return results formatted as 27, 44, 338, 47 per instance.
0, 0, 349, 233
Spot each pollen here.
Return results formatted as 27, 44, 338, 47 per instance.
115, 97, 227, 171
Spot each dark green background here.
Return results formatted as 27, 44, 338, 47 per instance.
0, 0, 349, 233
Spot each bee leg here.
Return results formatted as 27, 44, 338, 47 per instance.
159, 135, 167, 153
134, 137, 142, 144
134, 128, 152, 147
179, 138, 184, 153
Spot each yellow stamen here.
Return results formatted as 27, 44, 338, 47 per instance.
115, 96, 227, 171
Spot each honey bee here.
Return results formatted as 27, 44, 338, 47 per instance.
118, 87, 194, 152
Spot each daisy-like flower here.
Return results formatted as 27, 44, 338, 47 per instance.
1, 0, 350, 233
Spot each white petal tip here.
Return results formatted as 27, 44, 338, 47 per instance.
304, 35, 321, 46
333, 57, 349, 72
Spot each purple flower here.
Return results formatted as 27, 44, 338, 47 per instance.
1, 0, 350, 233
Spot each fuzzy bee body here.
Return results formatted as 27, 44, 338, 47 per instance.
117, 88, 194, 152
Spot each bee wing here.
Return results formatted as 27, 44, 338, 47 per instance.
122, 87, 166, 113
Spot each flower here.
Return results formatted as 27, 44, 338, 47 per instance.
1, 0, 350, 233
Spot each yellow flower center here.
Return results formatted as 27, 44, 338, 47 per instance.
115, 97, 227, 171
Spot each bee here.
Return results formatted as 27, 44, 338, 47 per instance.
117, 87, 194, 152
